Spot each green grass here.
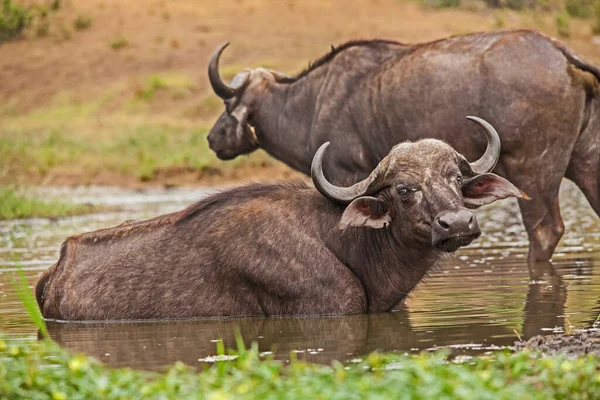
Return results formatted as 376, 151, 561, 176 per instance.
0, 123, 263, 183
556, 13, 571, 37
593, 3, 600, 34
109, 36, 128, 50
0, 98, 278, 184
1, 337, 600, 399
134, 74, 197, 101
0, 0, 31, 43
73, 15, 92, 31
565, 0, 595, 18
0, 187, 93, 220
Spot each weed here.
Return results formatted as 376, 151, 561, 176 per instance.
423, 0, 461, 7
593, 3, 600, 34
135, 75, 167, 100
10, 268, 48, 338
109, 36, 128, 50
73, 15, 92, 31
565, 0, 594, 18
58, 23, 71, 40
0, 0, 31, 43
0, 186, 93, 220
505, 0, 528, 10
34, 17, 49, 37
493, 13, 505, 28
556, 13, 570, 37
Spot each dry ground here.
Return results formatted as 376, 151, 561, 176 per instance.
1, 0, 599, 187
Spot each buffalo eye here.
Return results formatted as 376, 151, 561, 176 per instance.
456, 175, 462, 184
397, 186, 414, 199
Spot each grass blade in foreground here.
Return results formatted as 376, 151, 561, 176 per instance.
10, 268, 48, 338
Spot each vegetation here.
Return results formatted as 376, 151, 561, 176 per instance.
0, 0, 64, 43
135, 75, 169, 100
109, 36, 129, 50
423, 0, 461, 8
564, 0, 595, 18
0, 186, 93, 220
1, 337, 599, 399
593, 3, 600, 34
556, 13, 570, 37
0, 0, 30, 43
423, 0, 600, 14
0, 95, 281, 185
73, 15, 92, 31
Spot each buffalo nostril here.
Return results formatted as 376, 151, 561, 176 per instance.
437, 218, 450, 230
468, 214, 474, 224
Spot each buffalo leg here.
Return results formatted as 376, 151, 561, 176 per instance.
517, 193, 565, 263
565, 151, 600, 218
566, 172, 600, 217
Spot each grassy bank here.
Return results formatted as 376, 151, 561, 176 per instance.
1, 337, 599, 399
0, 186, 93, 220
0, 107, 299, 187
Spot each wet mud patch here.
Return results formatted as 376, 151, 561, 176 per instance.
515, 330, 600, 358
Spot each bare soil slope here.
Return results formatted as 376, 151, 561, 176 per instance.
1, 0, 599, 187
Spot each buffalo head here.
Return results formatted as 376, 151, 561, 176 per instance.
207, 43, 285, 160
313, 117, 529, 252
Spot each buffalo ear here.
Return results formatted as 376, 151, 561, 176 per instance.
462, 173, 531, 208
339, 196, 391, 230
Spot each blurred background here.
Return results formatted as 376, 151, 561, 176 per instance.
1, 0, 599, 189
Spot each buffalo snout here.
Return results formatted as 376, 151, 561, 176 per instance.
432, 209, 480, 252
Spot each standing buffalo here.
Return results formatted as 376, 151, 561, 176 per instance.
36, 118, 526, 320
207, 29, 600, 263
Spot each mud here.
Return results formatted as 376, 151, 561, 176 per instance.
515, 330, 600, 357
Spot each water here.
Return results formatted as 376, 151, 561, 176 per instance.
1, 182, 600, 371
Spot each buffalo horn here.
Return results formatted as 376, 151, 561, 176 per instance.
311, 142, 380, 204
466, 116, 501, 174
209, 43, 247, 99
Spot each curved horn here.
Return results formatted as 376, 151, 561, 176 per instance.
208, 42, 236, 99
466, 116, 501, 174
311, 142, 379, 204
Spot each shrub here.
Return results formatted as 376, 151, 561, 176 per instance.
423, 0, 461, 7
556, 13, 571, 37
73, 15, 92, 31
565, 0, 594, 18
109, 36, 128, 50
0, 0, 31, 43
593, 3, 600, 34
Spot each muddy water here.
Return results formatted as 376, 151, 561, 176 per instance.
1, 182, 600, 371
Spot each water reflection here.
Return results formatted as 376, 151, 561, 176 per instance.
46, 260, 568, 370
522, 261, 566, 338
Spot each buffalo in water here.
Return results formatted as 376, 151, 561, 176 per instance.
36, 118, 526, 320
207, 29, 600, 263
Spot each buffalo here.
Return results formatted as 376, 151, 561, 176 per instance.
36, 117, 526, 320
207, 29, 600, 263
